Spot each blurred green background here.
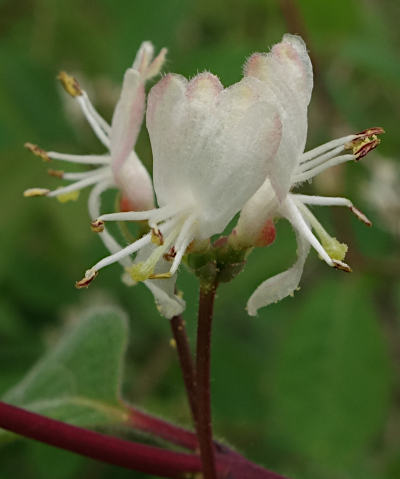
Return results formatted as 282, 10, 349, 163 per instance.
1, 0, 399, 478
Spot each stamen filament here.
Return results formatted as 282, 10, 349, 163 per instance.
88, 180, 131, 268
92, 232, 152, 272
47, 171, 110, 197
76, 95, 110, 148
295, 200, 349, 263
298, 145, 345, 171
48, 152, 110, 165
98, 203, 186, 224
293, 154, 355, 183
81, 92, 111, 136
301, 135, 356, 162
169, 215, 197, 275
283, 197, 334, 266
63, 167, 109, 181
292, 194, 372, 226
88, 179, 115, 220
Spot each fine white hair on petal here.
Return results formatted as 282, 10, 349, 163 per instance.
244, 34, 313, 200
147, 72, 282, 239
280, 34, 313, 107
247, 227, 310, 316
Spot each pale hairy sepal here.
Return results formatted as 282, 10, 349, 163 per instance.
247, 229, 310, 316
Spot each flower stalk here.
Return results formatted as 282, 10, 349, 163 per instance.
169, 314, 198, 423
195, 281, 219, 479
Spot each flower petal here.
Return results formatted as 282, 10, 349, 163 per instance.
247, 226, 310, 316
234, 178, 279, 247
147, 73, 282, 238
110, 68, 145, 173
244, 34, 313, 199
113, 151, 155, 211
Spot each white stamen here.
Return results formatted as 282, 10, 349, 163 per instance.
98, 203, 186, 224
282, 197, 334, 266
48, 152, 110, 165
88, 179, 116, 220
300, 135, 356, 162
293, 194, 353, 207
47, 171, 110, 197
81, 91, 111, 136
293, 195, 372, 226
169, 215, 197, 275
76, 95, 110, 148
91, 215, 182, 273
293, 154, 355, 183
92, 232, 152, 272
88, 179, 131, 268
63, 166, 109, 181
298, 145, 345, 171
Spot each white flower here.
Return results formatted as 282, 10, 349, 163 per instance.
77, 71, 283, 316
23, 41, 166, 255
232, 34, 383, 315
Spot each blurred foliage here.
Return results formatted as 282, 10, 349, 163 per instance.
0, 0, 399, 478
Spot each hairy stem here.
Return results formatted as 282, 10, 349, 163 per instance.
170, 314, 198, 423
0, 401, 200, 478
195, 282, 218, 479
127, 404, 198, 450
0, 401, 290, 478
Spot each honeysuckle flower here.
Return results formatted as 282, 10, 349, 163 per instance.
24, 41, 165, 211
231, 34, 383, 315
23, 42, 187, 318
77, 71, 283, 304
23, 41, 165, 255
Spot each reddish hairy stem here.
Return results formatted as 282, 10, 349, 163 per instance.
170, 314, 198, 423
127, 405, 198, 450
0, 401, 289, 479
0, 402, 200, 478
195, 283, 218, 479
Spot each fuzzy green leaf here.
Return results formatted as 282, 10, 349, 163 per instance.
1, 307, 129, 441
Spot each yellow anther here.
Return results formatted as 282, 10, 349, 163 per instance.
24, 142, 50, 162
23, 188, 50, 197
57, 71, 82, 97
56, 190, 80, 203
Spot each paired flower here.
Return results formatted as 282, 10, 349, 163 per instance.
24, 34, 383, 318
79, 72, 282, 306
231, 34, 383, 315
